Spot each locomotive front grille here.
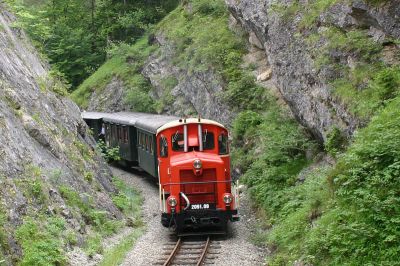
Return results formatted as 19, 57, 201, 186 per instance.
179, 169, 217, 206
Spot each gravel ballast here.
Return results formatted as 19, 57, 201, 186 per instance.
112, 166, 267, 265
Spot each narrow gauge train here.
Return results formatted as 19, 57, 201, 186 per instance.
82, 111, 239, 234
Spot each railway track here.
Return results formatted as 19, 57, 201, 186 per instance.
154, 236, 221, 265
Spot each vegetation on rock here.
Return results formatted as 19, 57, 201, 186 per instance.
5, 0, 179, 88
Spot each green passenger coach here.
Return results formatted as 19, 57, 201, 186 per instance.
135, 115, 177, 177
81, 112, 110, 141
86, 112, 177, 172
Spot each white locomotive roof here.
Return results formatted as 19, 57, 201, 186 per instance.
156, 118, 226, 135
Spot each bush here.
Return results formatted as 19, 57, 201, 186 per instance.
96, 140, 121, 162
15, 217, 66, 266
324, 127, 347, 156
263, 95, 400, 265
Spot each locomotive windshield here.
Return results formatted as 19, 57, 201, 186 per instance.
160, 135, 168, 157
202, 131, 214, 150
218, 133, 229, 155
172, 131, 184, 151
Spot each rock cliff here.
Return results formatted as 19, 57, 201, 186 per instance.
225, 0, 400, 142
0, 6, 120, 264
142, 34, 235, 126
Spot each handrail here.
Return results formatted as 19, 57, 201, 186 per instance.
180, 192, 190, 210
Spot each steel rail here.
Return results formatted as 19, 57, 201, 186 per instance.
196, 236, 210, 266
163, 238, 182, 266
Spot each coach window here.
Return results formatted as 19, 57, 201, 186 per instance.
139, 132, 143, 148
172, 131, 184, 151
123, 127, 128, 143
149, 137, 153, 154
202, 130, 215, 150
160, 135, 168, 157
112, 124, 117, 142
218, 133, 229, 155
117, 126, 121, 141
145, 135, 149, 151
105, 124, 110, 145
142, 133, 146, 150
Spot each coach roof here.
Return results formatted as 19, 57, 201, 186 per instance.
81, 111, 112, 120
102, 112, 154, 126
135, 114, 179, 134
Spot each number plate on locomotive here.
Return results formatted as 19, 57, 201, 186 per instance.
190, 204, 212, 210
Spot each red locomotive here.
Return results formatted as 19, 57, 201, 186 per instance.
82, 112, 239, 233
157, 118, 239, 233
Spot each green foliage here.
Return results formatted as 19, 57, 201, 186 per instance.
299, 0, 337, 29
99, 229, 144, 266
308, 27, 398, 119
84, 171, 94, 183
124, 74, 156, 113
84, 234, 103, 257
154, 76, 178, 112
15, 217, 66, 266
96, 140, 121, 162
158, 0, 268, 112
232, 105, 313, 219
72, 37, 157, 111
18, 164, 47, 204
96, 178, 143, 264
324, 127, 347, 156
6, 0, 179, 88
111, 177, 143, 227
0, 207, 9, 264
59, 185, 121, 236
322, 97, 400, 264
73, 140, 94, 162
257, 95, 400, 265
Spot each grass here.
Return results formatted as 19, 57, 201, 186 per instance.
99, 229, 144, 266
58, 176, 144, 259
97, 177, 144, 263
71, 37, 157, 111
58, 185, 122, 238
15, 216, 67, 266
158, 0, 269, 111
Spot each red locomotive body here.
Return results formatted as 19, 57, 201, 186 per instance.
157, 118, 239, 233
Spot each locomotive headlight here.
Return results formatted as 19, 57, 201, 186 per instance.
167, 196, 177, 207
193, 159, 202, 169
223, 193, 233, 204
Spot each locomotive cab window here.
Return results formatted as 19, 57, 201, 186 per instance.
172, 132, 184, 151
218, 133, 229, 155
202, 131, 214, 150
160, 135, 168, 157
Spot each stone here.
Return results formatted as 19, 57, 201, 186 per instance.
0, 5, 123, 263
225, 0, 400, 142
256, 69, 272, 81
249, 31, 264, 50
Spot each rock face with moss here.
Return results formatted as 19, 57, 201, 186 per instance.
225, 0, 400, 142
0, 6, 122, 265
142, 33, 235, 125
